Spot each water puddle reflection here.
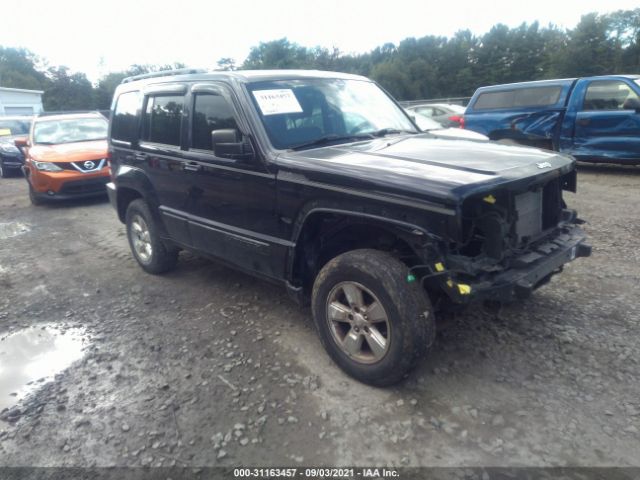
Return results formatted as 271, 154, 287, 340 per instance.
0, 324, 88, 412
0, 222, 31, 240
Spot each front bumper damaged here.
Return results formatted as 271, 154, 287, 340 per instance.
443, 224, 591, 304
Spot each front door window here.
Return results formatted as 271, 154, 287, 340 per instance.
583, 81, 640, 111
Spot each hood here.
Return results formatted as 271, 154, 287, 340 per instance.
277, 134, 574, 206
29, 140, 108, 162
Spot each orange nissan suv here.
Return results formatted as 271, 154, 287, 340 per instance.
19, 112, 110, 205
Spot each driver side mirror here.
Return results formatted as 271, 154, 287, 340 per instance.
14, 137, 29, 148
623, 97, 640, 112
211, 129, 254, 161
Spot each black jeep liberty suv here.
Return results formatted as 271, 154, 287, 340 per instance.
107, 69, 591, 386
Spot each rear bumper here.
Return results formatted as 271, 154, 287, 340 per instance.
445, 224, 591, 303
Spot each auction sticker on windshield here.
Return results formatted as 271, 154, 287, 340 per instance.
253, 89, 303, 116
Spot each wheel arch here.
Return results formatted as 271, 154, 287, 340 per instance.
112, 167, 168, 238
286, 207, 437, 300
116, 186, 142, 223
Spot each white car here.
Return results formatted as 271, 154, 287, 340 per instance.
407, 110, 488, 141
405, 103, 466, 127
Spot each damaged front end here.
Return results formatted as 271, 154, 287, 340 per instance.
424, 169, 591, 304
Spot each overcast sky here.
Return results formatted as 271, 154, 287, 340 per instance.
1, 0, 638, 82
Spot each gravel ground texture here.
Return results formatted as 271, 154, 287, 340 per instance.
0, 164, 638, 468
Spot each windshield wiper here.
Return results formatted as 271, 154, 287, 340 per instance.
289, 134, 375, 151
370, 128, 418, 137
61, 138, 107, 144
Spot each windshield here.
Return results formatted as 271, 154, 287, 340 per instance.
247, 78, 417, 150
0, 119, 31, 137
635, 79, 640, 89
33, 117, 108, 145
407, 111, 443, 131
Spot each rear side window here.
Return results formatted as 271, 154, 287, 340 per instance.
191, 93, 238, 151
416, 106, 435, 116
111, 91, 140, 142
141, 95, 183, 146
473, 86, 562, 110
583, 80, 640, 110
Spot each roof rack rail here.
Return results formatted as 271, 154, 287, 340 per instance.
37, 110, 101, 117
121, 68, 208, 84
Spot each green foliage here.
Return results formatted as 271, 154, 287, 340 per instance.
216, 58, 237, 71
244, 38, 307, 69
557, 13, 617, 76
238, 9, 640, 100
0, 49, 189, 111
92, 63, 187, 109
0, 47, 47, 91
1, 9, 639, 109
93, 71, 129, 110
242, 38, 340, 70
43, 67, 94, 110
370, 60, 415, 99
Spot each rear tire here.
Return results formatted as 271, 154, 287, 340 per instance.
0, 161, 9, 178
311, 249, 435, 386
125, 199, 178, 274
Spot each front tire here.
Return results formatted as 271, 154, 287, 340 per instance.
28, 182, 43, 205
311, 249, 435, 386
0, 160, 9, 178
125, 199, 178, 274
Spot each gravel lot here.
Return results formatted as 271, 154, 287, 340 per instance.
0, 165, 639, 468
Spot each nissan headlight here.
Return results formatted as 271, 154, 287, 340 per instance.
33, 161, 63, 172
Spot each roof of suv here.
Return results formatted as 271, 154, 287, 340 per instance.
119, 69, 369, 87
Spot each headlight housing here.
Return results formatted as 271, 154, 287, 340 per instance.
0, 143, 20, 154
33, 161, 63, 172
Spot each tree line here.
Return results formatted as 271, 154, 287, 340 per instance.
1, 9, 638, 110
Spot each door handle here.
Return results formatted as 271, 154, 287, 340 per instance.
183, 162, 202, 172
576, 118, 591, 126
134, 153, 147, 161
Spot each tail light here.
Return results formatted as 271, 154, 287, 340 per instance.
449, 115, 465, 129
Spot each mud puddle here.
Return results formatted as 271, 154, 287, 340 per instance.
0, 324, 88, 412
0, 222, 30, 240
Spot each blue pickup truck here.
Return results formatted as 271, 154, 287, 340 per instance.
464, 75, 640, 164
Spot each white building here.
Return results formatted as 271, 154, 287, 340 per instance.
0, 87, 44, 116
